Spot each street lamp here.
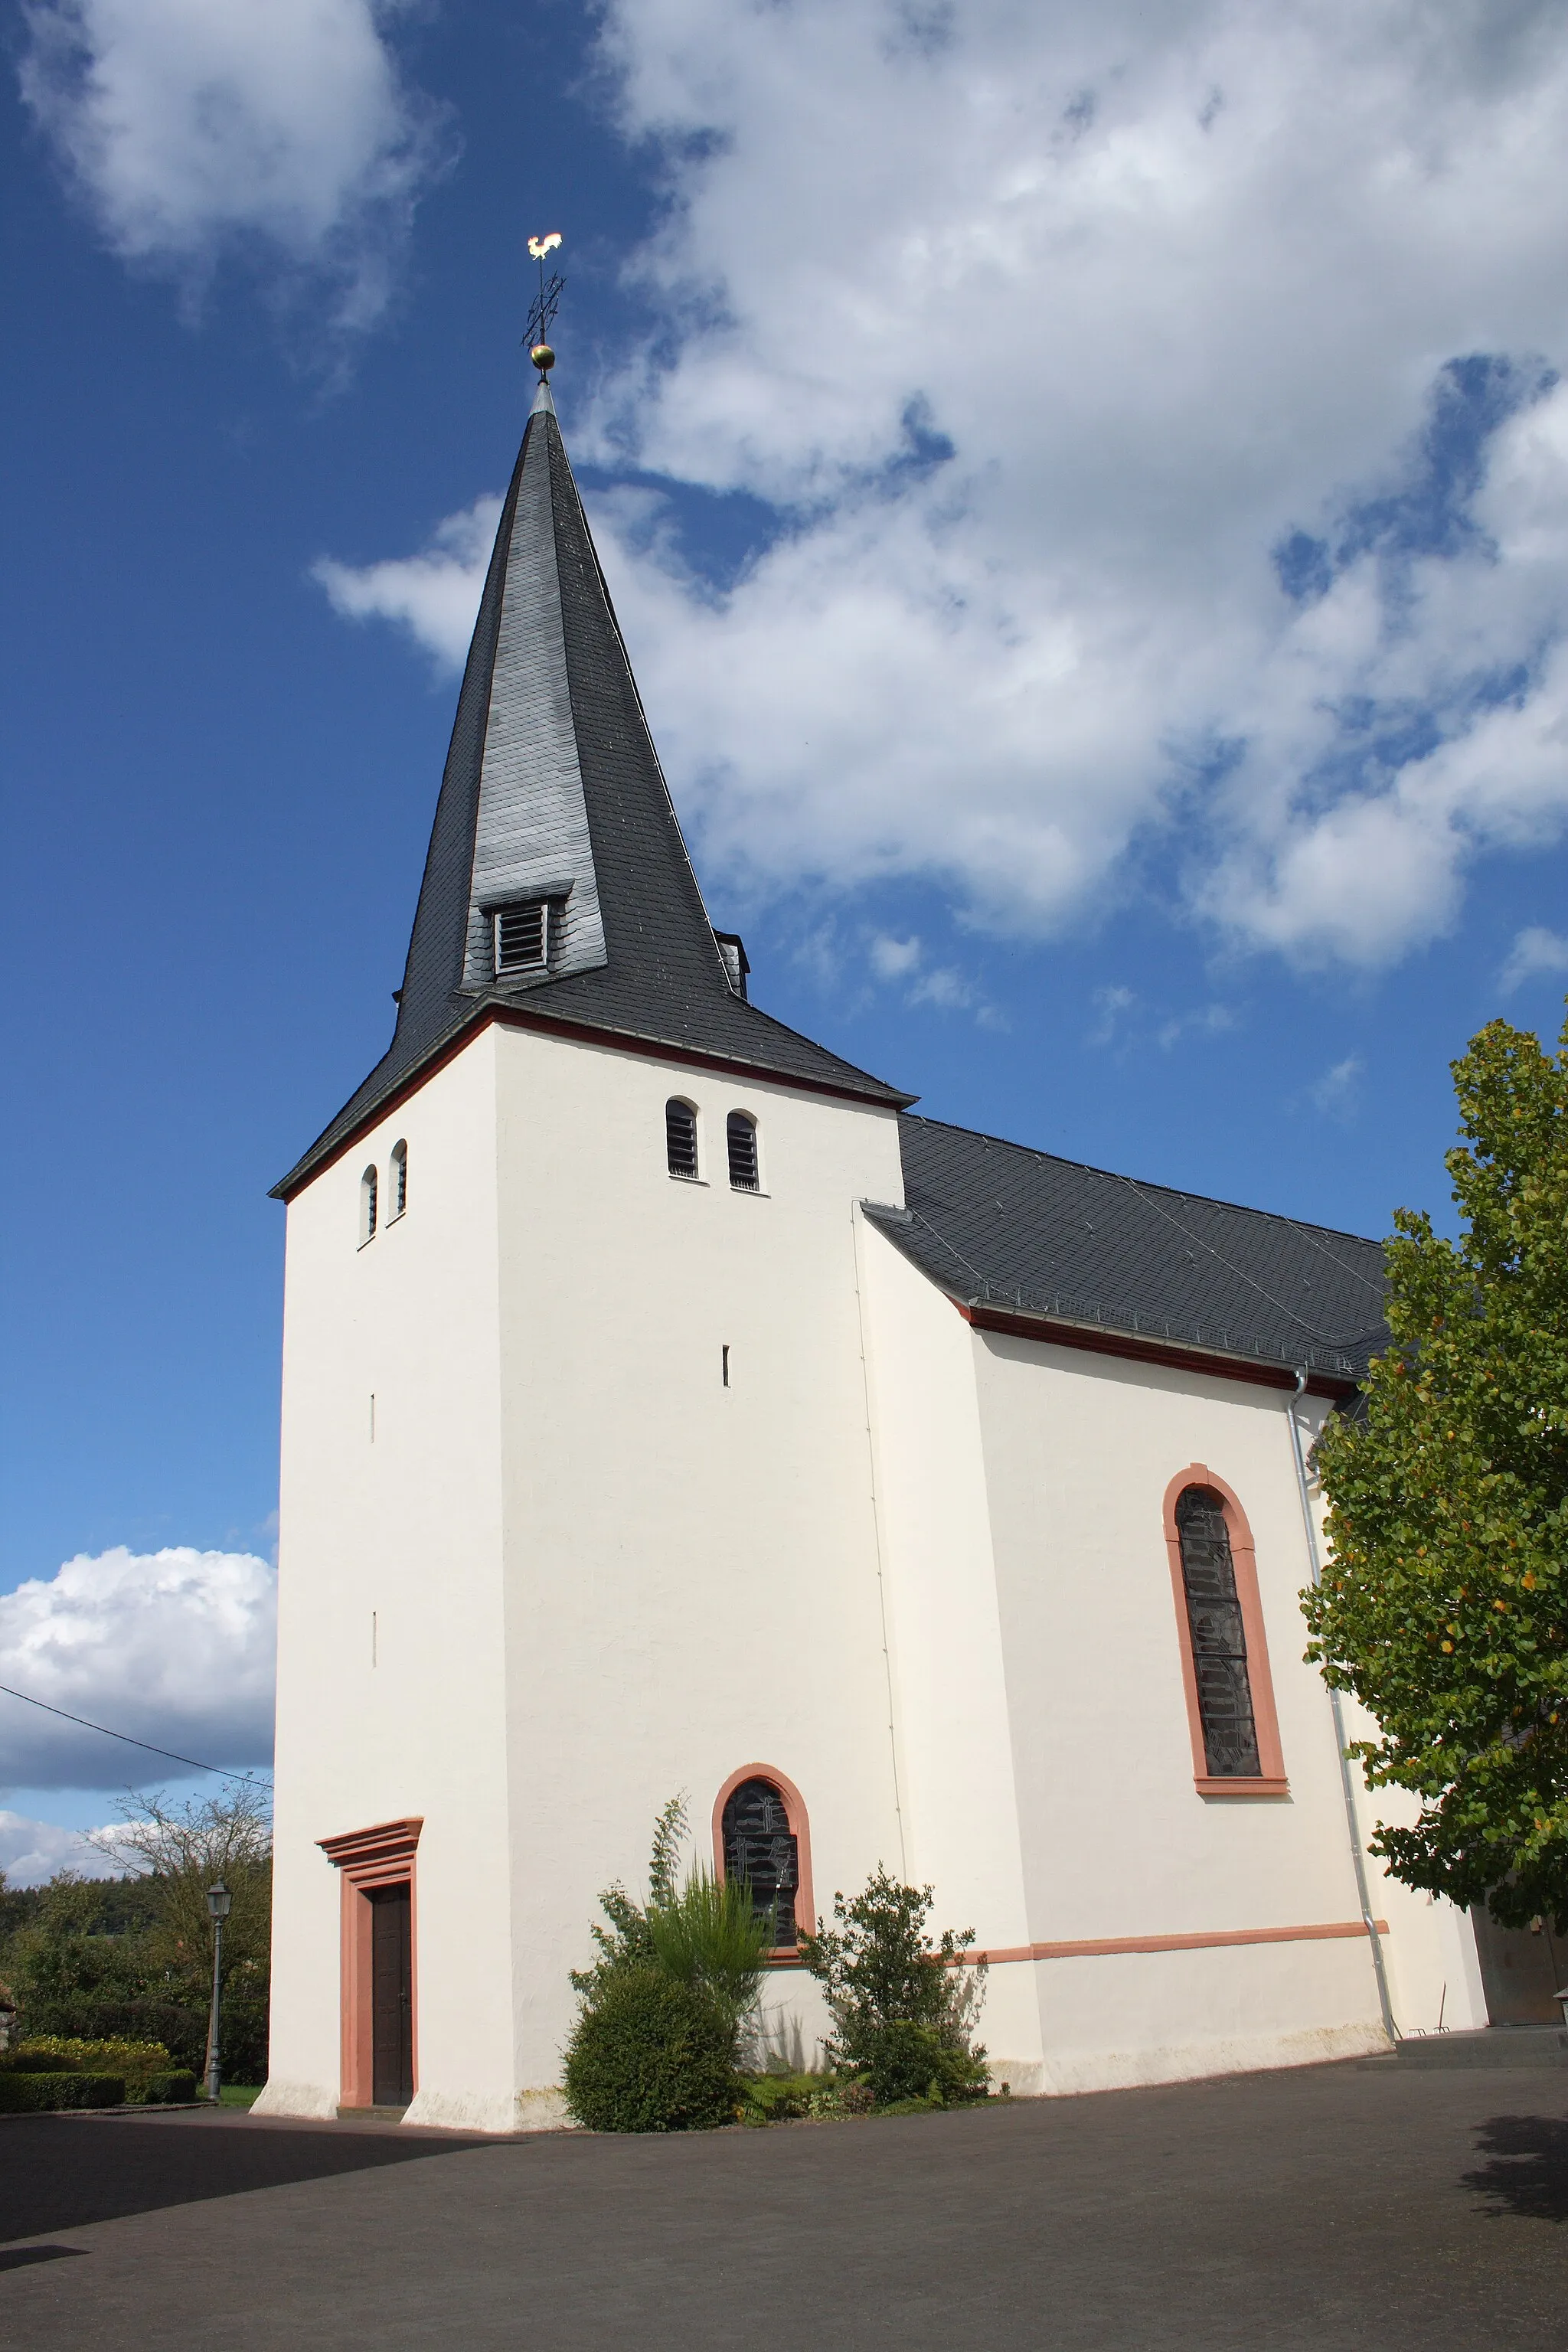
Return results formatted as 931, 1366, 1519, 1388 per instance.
204, 1882, 232, 2103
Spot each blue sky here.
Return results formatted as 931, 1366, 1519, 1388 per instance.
4, 0, 1568, 1876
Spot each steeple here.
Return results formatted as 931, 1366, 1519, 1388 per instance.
276, 374, 911, 1196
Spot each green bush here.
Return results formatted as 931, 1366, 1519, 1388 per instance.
564, 1966, 739, 2132
6, 2036, 173, 2094
139, 2071, 198, 2105
0, 2071, 124, 2112
858, 2020, 988, 2109
0, 2048, 80, 2072
738, 2070, 818, 2124
799, 1868, 990, 2110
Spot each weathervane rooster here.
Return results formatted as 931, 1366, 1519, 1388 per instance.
527, 232, 565, 375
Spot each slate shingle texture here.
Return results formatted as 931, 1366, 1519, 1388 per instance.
274, 391, 911, 1199
865, 1115, 1389, 1383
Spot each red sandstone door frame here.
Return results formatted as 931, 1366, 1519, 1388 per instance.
318, 1818, 423, 2108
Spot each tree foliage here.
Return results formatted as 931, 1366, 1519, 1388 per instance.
1303, 1006, 1568, 1928
1, 1784, 273, 2079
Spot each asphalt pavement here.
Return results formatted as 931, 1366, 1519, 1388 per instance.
0, 2058, 1564, 2347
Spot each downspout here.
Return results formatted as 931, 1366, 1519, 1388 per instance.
1289, 1370, 1399, 2046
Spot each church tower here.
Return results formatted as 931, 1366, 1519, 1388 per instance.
260, 375, 916, 2128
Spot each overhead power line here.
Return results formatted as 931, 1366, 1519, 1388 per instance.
0, 1681, 272, 1788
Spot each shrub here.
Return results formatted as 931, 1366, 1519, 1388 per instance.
858, 2020, 988, 2109
0, 2072, 124, 2112
0, 2049, 80, 2072
738, 2070, 818, 2124
140, 2071, 198, 2105
643, 1869, 773, 2027
564, 1966, 739, 2132
14, 1998, 206, 2073
7, 2037, 172, 2096
799, 1869, 989, 2109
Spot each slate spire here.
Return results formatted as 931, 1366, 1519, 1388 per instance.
276, 380, 910, 1194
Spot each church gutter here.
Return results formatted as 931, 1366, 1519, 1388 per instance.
954, 1299, 1357, 1400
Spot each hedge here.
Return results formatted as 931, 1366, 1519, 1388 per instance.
564, 1967, 738, 2132
139, 2071, 198, 2105
0, 2072, 124, 2113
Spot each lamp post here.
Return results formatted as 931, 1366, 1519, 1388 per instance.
204, 1882, 232, 2102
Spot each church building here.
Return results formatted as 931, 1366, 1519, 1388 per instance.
256, 371, 1498, 2132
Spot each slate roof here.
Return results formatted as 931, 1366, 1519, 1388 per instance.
864, 1116, 1388, 1383
274, 384, 912, 1199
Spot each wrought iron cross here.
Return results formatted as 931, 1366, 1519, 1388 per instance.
526, 231, 565, 363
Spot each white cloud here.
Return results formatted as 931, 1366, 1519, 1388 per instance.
1501, 925, 1568, 992
0, 1811, 123, 1890
313, 495, 502, 666
315, 1, 1568, 967
869, 932, 922, 979
1310, 1054, 1364, 1117
0, 1547, 275, 1790
908, 964, 978, 1011
18, 0, 452, 328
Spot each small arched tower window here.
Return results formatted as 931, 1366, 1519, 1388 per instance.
665, 1098, 698, 1181
359, 1165, 378, 1247
720, 1775, 800, 1949
726, 1110, 760, 1192
390, 1140, 407, 1220
1175, 1485, 1259, 1776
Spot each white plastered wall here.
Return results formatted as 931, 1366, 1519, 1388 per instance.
852, 1213, 1045, 2078
973, 1328, 1394, 2087
856, 1217, 1472, 2094
492, 1024, 909, 2091
263, 1017, 913, 2125
259, 1034, 518, 2127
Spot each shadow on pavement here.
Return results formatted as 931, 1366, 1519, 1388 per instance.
0, 2246, 87, 2271
0, 2115, 498, 2246
1463, 2113, 1568, 2222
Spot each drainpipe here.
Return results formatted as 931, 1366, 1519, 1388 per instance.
1289, 1370, 1399, 2045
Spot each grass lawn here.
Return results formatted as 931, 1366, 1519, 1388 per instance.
218, 2085, 262, 2109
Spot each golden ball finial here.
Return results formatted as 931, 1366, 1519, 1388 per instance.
531, 341, 555, 375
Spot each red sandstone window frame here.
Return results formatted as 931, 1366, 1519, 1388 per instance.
711, 1763, 815, 1967
318, 1817, 423, 2107
1161, 1466, 1289, 1798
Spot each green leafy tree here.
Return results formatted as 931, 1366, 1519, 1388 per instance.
1304, 1005, 1568, 1929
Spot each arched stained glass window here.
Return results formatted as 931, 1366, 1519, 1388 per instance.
390, 1139, 408, 1219
1175, 1485, 1261, 1777
359, 1165, 378, 1247
720, 1776, 799, 1949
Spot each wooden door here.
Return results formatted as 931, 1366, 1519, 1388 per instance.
1471, 1906, 1567, 2025
369, 1883, 413, 2105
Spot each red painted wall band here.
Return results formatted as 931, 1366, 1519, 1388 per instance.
953, 1919, 1389, 1966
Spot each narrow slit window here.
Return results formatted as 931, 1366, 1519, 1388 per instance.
359, 1165, 378, 1246
390, 1140, 407, 1220
720, 1777, 799, 1950
726, 1111, 760, 1192
494, 900, 549, 975
666, 1098, 699, 1180
1176, 1485, 1261, 1777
